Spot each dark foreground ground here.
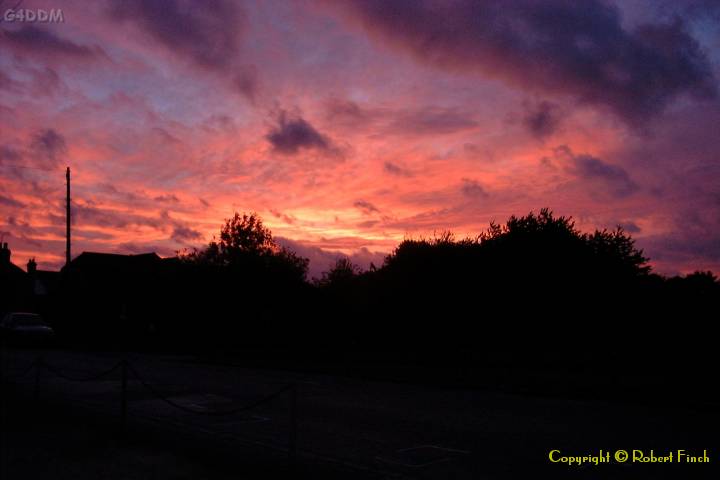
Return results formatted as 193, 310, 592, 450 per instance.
2, 388, 241, 480
1, 347, 719, 479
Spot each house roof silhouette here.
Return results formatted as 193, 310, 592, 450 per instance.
0, 242, 27, 279
32, 269, 61, 296
64, 252, 164, 302
0, 243, 31, 311
68, 252, 161, 272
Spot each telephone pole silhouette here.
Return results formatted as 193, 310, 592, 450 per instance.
66, 166, 71, 268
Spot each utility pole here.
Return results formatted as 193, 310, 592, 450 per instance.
66, 166, 71, 268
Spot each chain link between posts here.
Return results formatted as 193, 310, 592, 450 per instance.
126, 362, 293, 416
1, 355, 294, 417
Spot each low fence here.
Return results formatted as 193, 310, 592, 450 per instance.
0, 354, 298, 464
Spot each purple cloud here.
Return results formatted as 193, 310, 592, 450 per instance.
108, 0, 245, 70
0, 194, 25, 208
384, 161, 414, 177
461, 179, 489, 199
0, 25, 104, 60
266, 112, 331, 155
353, 200, 380, 215
276, 236, 387, 279
30, 129, 67, 167
386, 107, 478, 136
171, 225, 203, 243
552, 146, 639, 199
329, 0, 717, 124
522, 101, 561, 139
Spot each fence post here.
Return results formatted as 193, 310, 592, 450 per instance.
33, 357, 43, 401
120, 359, 128, 435
289, 383, 297, 468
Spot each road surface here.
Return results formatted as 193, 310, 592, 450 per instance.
1, 347, 718, 479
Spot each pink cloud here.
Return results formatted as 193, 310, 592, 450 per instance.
0, 0, 718, 277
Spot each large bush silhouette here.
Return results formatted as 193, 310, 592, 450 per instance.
372, 208, 651, 304
313, 209, 693, 366
182, 212, 308, 283
315, 257, 360, 288
156, 212, 310, 347
41, 207, 717, 376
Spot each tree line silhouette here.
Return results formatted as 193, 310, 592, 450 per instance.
312, 209, 717, 372
11, 208, 719, 384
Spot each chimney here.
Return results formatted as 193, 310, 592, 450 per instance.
27, 258, 37, 275
0, 243, 9, 264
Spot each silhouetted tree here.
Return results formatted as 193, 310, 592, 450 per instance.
585, 227, 650, 277
316, 257, 361, 288
162, 212, 311, 347
666, 270, 719, 298
319, 208, 668, 359
182, 212, 308, 282
683, 270, 718, 289
481, 209, 579, 241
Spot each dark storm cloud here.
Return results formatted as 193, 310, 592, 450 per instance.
154, 194, 180, 203
71, 203, 160, 230
0, 194, 25, 208
461, 179, 489, 199
108, 0, 244, 70
269, 209, 296, 225
107, 0, 258, 102
0, 145, 22, 164
30, 129, 67, 167
325, 99, 371, 125
276, 236, 387, 280
522, 101, 561, 139
384, 161, 413, 177
0, 26, 104, 60
571, 155, 639, 198
353, 200, 380, 215
555, 146, 639, 199
171, 225, 202, 243
266, 112, 331, 155
329, 0, 717, 124
387, 107, 478, 136
233, 65, 259, 102
619, 221, 641, 234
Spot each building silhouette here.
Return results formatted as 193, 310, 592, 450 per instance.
0, 243, 31, 313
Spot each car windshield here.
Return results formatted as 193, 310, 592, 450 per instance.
12, 314, 46, 327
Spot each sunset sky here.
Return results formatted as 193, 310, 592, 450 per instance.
1, 0, 719, 278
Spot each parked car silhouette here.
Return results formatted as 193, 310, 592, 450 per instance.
0, 312, 55, 346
